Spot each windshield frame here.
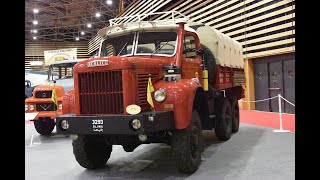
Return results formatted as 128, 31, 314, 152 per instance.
99, 32, 137, 57
99, 31, 178, 58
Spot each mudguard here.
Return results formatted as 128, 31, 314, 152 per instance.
62, 89, 75, 114
153, 79, 202, 129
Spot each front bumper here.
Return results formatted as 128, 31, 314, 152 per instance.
56, 111, 174, 135
35, 111, 62, 120
25, 111, 62, 120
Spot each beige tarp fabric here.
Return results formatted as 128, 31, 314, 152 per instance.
189, 24, 244, 69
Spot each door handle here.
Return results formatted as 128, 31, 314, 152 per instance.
269, 88, 281, 90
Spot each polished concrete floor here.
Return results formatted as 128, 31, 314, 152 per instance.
25, 123, 294, 180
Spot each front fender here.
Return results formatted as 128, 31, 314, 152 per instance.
153, 79, 202, 129
62, 89, 75, 114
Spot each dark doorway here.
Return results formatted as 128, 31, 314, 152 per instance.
283, 60, 295, 113
254, 63, 269, 112
253, 53, 295, 114
268, 61, 284, 112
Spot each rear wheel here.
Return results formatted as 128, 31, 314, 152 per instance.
214, 97, 232, 141
171, 110, 203, 174
73, 135, 112, 169
34, 119, 55, 135
229, 96, 240, 133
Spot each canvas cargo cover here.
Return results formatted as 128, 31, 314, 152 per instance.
188, 23, 244, 69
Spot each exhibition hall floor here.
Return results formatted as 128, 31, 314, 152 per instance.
25, 120, 295, 179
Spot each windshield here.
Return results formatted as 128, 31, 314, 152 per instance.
99, 31, 177, 57
100, 33, 135, 57
136, 32, 177, 56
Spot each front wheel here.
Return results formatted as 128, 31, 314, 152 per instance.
171, 110, 203, 174
34, 119, 55, 135
122, 143, 140, 152
72, 135, 112, 169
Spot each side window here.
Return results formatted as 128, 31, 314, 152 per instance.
183, 36, 197, 58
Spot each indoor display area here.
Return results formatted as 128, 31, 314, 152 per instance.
25, 0, 295, 179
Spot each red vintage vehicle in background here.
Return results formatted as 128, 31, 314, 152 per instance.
25, 59, 82, 135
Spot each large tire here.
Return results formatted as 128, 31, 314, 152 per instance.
72, 135, 112, 169
201, 44, 216, 84
34, 119, 55, 135
171, 110, 204, 174
122, 144, 140, 152
214, 97, 232, 141
229, 96, 240, 133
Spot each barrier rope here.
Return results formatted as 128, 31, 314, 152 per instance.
280, 96, 295, 107
239, 94, 294, 133
239, 95, 278, 103
239, 94, 295, 107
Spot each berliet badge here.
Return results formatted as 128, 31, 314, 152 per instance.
87, 60, 109, 67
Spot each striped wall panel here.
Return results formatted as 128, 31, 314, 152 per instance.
88, 0, 295, 59
158, 0, 295, 59
25, 41, 90, 71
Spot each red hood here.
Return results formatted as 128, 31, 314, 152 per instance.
74, 56, 166, 73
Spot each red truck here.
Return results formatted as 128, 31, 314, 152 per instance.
25, 60, 82, 135
56, 11, 245, 173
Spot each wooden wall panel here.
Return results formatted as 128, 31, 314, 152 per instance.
88, 0, 295, 59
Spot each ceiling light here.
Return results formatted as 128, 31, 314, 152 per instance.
33, 36, 37, 40
33, 20, 38, 25
81, 31, 85, 35
87, 23, 92, 28
33, 9, 39, 13
75, 37, 79, 41
95, 12, 101, 17
106, 0, 112, 5
33, 30, 37, 33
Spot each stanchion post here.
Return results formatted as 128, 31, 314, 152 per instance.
274, 94, 290, 133
278, 94, 283, 130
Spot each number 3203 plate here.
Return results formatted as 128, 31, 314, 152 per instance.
92, 119, 103, 132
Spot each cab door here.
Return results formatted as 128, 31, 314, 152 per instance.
181, 32, 203, 84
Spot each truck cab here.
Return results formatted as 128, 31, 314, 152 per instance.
25, 59, 83, 135
56, 11, 245, 173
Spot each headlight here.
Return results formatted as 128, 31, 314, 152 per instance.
58, 103, 62, 109
60, 120, 69, 130
154, 88, 166, 102
25, 105, 29, 111
29, 105, 35, 111
131, 119, 141, 130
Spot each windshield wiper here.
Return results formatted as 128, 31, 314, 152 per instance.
151, 41, 170, 56
117, 42, 128, 56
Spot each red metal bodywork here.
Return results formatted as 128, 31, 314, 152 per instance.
63, 23, 245, 130
153, 80, 201, 129
62, 89, 76, 114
